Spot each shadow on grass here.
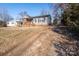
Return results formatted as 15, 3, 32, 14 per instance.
52, 26, 79, 40
51, 26, 79, 56
54, 41, 79, 56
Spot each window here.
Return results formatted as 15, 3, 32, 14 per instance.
34, 18, 36, 22
42, 18, 45, 22
39, 18, 45, 22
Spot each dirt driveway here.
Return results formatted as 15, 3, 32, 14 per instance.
0, 27, 78, 56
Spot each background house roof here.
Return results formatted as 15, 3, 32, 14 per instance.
23, 15, 31, 19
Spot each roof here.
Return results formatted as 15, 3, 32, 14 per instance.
23, 15, 30, 19
32, 15, 50, 18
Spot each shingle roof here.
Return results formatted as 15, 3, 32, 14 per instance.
32, 15, 50, 18
23, 15, 31, 19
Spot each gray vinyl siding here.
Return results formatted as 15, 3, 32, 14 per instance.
32, 16, 51, 25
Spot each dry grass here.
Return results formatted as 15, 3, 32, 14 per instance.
0, 27, 54, 56
0, 26, 75, 56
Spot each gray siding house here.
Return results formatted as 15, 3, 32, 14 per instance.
32, 15, 51, 25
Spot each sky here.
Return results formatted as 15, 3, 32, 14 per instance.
0, 3, 50, 18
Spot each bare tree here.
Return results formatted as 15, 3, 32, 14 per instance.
40, 9, 49, 16
0, 8, 13, 27
16, 11, 29, 21
0, 8, 13, 22
49, 3, 68, 25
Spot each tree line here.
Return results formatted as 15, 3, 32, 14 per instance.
50, 3, 79, 36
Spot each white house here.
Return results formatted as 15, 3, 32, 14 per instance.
7, 20, 17, 27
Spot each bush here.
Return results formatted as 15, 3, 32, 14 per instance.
0, 21, 7, 27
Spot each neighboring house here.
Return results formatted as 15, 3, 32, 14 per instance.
16, 21, 22, 27
22, 15, 32, 27
7, 20, 22, 27
7, 20, 17, 27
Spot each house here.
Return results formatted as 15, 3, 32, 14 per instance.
31, 15, 51, 25
22, 15, 51, 26
22, 15, 32, 27
7, 20, 22, 27
16, 20, 22, 27
7, 20, 17, 27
